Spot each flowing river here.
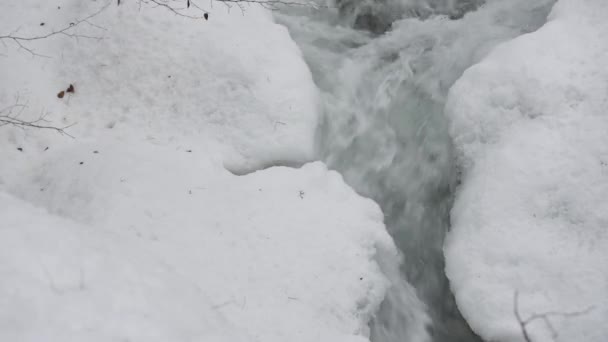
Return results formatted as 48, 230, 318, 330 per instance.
276, 1, 555, 341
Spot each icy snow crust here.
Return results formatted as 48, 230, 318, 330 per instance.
0, 1, 399, 341
446, 0, 608, 341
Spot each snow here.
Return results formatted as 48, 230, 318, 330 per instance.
0, 0, 318, 174
1, 148, 395, 342
445, 0, 608, 341
0, 1, 399, 341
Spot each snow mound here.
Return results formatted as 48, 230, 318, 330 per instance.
0, 0, 318, 174
0, 1, 398, 341
1, 142, 395, 342
445, 1, 608, 341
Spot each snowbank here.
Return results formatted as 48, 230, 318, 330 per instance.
0, 0, 318, 174
0, 1, 398, 341
445, 0, 608, 341
1, 144, 395, 342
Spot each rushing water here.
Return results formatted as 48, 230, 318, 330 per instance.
276, 1, 554, 341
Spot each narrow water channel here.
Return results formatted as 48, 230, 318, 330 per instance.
276, 1, 554, 341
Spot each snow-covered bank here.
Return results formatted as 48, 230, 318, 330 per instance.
0, 0, 317, 174
445, 0, 608, 341
1, 149, 395, 342
0, 1, 398, 341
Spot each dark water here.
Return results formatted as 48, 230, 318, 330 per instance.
276, 1, 554, 341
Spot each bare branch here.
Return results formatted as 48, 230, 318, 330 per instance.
513, 290, 595, 342
137, 0, 323, 18
140, 0, 207, 19
0, 98, 75, 138
0, 2, 110, 56
514, 291, 533, 342
217, 0, 322, 9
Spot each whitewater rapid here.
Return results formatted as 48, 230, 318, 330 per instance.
277, 1, 555, 341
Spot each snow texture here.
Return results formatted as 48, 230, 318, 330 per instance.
445, 1, 608, 341
0, 1, 398, 341
0, 0, 318, 174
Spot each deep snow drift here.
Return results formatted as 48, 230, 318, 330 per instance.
1, 150, 396, 342
446, 0, 608, 341
0, 1, 401, 341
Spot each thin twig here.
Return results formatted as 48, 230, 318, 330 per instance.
513, 290, 595, 342
0, 99, 75, 137
138, 0, 323, 17
0, 2, 110, 56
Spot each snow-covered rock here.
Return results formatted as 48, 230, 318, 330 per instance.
445, 0, 608, 341
0, 0, 318, 174
0, 1, 398, 341
1, 145, 396, 342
